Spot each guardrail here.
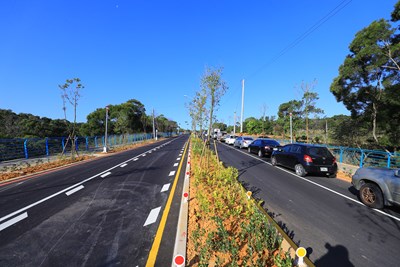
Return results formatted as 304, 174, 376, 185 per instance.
0, 132, 175, 162
266, 139, 399, 169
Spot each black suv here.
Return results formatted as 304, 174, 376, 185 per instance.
271, 143, 337, 177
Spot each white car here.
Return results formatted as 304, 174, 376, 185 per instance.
234, 136, 254, 148
225, 135, 237, 145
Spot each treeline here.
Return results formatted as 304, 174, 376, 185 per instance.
214, 113, 399, 151
0, 99, 178, 139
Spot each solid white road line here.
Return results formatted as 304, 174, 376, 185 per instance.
161, 183, 170, 192
65, 185, 84, 196
144, 207, 161, 226
101, 172, 111, 178
169, 171, 176, 176
0, 212, 28, 231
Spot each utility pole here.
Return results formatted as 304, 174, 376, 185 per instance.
290, 112, 293, 144
240, 79, 245, 133
233, 111, 236, 135
325, 119, 328, 144
152, 108, 157, 140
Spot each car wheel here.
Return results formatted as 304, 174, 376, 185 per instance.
328, 173, 337, 178
359, 183, 384, 209
258, 149, 263, 157
295, 164, 306, 177
271, 156, 277, 166
248, 147, 251, 153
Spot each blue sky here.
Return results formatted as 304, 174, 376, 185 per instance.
1, 0, 398, 130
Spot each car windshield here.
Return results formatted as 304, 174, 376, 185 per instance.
307, 147, 332, 157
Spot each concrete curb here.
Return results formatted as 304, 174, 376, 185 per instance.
171, 143, 190, 267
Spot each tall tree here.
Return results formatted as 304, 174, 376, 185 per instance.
299, 80, 324, 143
276, 100, 302, 139
201, 67, 228, 142
59, 78, 84, 159
330, 15, 399, 146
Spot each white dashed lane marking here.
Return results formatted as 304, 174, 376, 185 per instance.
120, 163, 127, 168
161, 183, 170, 192
133, 158, 138, 161
144, 207, 161, 226
176, 158, 181, 160
169, 171, 176, 176
174, 163, 178, 167
0, 212, 28, 231
65, 185, 84, 196
101, 172, 111, 178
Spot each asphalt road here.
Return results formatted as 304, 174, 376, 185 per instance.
215, 141, 400, 267
0, 135, 189, 267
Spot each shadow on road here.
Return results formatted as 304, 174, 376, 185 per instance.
314, 243, 355, 267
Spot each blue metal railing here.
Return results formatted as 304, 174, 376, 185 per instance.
273, 139, 399, 169
0, 132, 173, 162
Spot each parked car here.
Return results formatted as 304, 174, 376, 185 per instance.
248, 138, 280, 157
225, 135, 237, 145
352, 167, 400, 209
234, 136, 254, 149
271, 143, 337, 177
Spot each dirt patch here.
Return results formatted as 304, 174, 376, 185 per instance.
336, 170, 352, 183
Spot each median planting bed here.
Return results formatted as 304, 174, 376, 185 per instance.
186, 137, 293, 266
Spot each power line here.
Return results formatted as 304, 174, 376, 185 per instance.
246, 0, 353, 80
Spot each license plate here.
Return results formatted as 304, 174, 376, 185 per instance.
320, 167, 328, 172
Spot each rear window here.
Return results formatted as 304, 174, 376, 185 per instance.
244, 137, 253, 140
307, 147, 332, 157
264, 140, 279, 146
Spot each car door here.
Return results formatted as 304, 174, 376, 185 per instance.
278, 144, 292, 167
251, 140, 259, 153
387, 169, 400, 204
286, 145, 302, 169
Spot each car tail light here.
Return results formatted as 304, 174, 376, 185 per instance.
332, 157, 337, 164
304, 154, 313, 163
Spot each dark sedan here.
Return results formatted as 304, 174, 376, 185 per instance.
247, 138, 280, 157
271, 143, 338, 177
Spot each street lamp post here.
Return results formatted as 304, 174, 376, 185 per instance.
103, 106, 109, 153
289, 112, 293, 144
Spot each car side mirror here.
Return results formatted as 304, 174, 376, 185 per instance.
395, 169, 400, 177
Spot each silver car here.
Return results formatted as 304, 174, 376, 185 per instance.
234, 136, 254, 149
352, 167, 400, 209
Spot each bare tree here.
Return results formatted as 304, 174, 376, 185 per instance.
201, 67, 228, 142
59, 78, 84, 159
299, 79, 323, 143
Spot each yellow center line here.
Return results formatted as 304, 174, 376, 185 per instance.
145, 141, 189, 267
